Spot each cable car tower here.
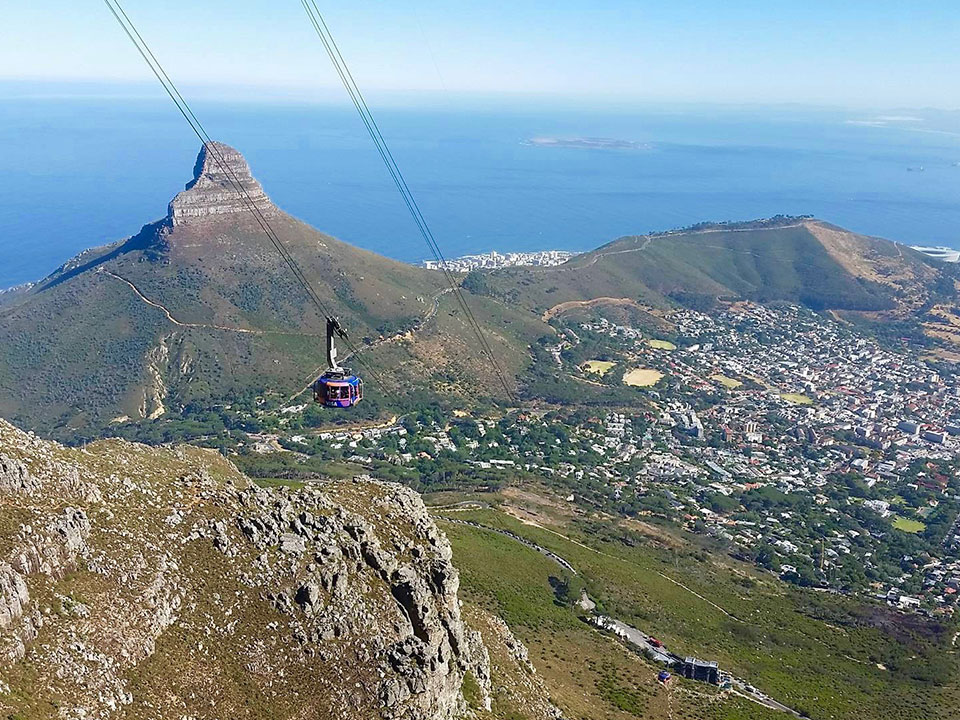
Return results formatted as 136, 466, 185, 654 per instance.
313, 317, 363, 408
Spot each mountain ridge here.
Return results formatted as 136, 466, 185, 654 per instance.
476, 216, 951, 318
0, 143, 469, 432
0, 416, 566, 719
2, 142, 957, 436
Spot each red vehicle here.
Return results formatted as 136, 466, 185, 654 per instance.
648, 637, 663, 648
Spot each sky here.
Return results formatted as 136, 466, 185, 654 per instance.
4, 1, 960, 108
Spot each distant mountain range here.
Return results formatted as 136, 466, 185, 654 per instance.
1, 143, 956, 436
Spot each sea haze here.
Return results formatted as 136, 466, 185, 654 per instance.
3, 98, 960, 288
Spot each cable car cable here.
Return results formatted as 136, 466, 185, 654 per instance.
104, 0, 331, 321
102, 0, 395, 400
304, 1, 514, 403
300, 1, 517, 404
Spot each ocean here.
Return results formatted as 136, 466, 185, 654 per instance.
3, 97, 960, 289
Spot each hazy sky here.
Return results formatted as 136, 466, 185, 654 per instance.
5, 1, 960, 108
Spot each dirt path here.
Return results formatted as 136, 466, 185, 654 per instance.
106, 267, 454, 405
288, 287, 454, 400
102, 269, 322, 337
542, 296, 648, 321
570, 234, 656, 270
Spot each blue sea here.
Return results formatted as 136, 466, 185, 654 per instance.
3, 96, 960, 289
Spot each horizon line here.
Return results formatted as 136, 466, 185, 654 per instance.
3, 77, 960, 114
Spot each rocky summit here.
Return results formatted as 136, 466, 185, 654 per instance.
0, 142, 450, 434
0, 419, 562, 719
167, 141, 277, 226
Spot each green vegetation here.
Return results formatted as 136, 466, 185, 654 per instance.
780, 393, 813, 405
460, 670, 483, 711
479, 221, 936, 324
442, 515, 783, 720
3, 210, 955, 438
442, 505, 960, 720
892, 516, 927, 533
647, 339, 677, 350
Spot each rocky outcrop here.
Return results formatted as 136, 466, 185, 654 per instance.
0, 448, 92, 665
167, 141, 277, 226
230, 478, 491, 719
0, 454, 35, 494
0, 419, 491, 719
0, 505, 91, 664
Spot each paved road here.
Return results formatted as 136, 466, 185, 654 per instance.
591, 614, 674, 665
589, 605, 801, 716
729, 680, 801, 716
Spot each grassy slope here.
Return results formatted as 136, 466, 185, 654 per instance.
0, 271, 169, 429
442, 519, 783, 720
1, 217, 949, 435
437, 502, 959, 720
0, 202, 555, 433
482, 222, 932, 316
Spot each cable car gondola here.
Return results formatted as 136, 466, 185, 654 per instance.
313, 317, 363, 408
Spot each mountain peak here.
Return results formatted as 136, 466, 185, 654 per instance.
167, 142, 277, 226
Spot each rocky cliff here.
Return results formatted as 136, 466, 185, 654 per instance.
167, 141, 277, 225
0, 419, 498, 719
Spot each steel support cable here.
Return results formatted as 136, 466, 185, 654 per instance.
105, 0, 330, 319
103, 0, 394, 398
307, 1, 513, 401
299, 4, 479, 358
301, 0, 516, 403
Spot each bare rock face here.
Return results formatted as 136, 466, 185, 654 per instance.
0, 454, 35, 494
167, 141, 277, 226
0, 420, 491, 719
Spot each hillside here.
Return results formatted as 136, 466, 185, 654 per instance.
2, 143, 957, 439
0, 143, 538, 435
430, 486, 960, 720
0, 418, 571, 720
475, 217, 952, 319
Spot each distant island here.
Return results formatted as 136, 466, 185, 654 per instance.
526, 136, 651, 151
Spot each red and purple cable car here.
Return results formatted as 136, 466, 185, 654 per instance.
313, 317, 363, 408
314, 371, 363, 408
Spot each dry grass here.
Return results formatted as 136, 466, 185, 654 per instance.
624, 368, 664, 386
